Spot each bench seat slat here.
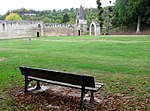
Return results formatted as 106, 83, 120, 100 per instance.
28, 76, 104, 92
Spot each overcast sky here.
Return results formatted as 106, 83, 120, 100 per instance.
0, 0, 116, 15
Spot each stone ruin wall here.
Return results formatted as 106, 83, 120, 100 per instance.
0, 20, 43, 39
0, 21, 80, 39
0, 20, 89, 39
44, 24, 78, 37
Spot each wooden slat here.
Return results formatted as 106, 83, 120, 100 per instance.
28, 76, 104, 92
19, 66, 95, 87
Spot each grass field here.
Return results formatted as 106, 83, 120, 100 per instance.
0, 35, 150, 110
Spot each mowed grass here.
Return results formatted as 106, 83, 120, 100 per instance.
0, 35, 150, 110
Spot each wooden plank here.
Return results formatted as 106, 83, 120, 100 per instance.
19, 66, 95, 87
28, 76, 104, 91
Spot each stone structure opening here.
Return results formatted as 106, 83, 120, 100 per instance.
78, 30, 81, 36
89, 21, 101, 36
38, 24, 41, 28
2, 23, 5, 29
91, 24, 95, 35
37, 32, 40, 37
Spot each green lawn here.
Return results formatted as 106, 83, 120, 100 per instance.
0, 35, 150, 110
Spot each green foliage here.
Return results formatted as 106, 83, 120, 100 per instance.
2, 7, 98, 25
42, 17, 51, 23
112, 0, 127, 27
97, 0, 103, 25
102, 6, 114, 34
67, 18, 75, 24
85, 8, 98, 26
113, 0, 150, 27
55, 19, 62, 23
5, 12, 22, 20
62, 13, 70, 23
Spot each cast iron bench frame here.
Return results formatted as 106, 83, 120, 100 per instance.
19, 66, 104, 110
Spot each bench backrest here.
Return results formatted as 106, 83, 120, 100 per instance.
19, 66, 95, 88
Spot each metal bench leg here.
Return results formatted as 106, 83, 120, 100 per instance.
35, 80, 41, 90
25, 75, 29, 94
90, 91, 94, 104
80, 87, 85, 111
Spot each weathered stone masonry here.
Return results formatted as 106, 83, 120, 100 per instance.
0, 20, 44, 39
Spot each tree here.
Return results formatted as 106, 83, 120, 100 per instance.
62, 13, 70, 23
5, 13, 22, 20
63, 8, 69, 13
127, 0, 143, 33
42, 17, 51, 23
127, 0, 150, 33
52, 9, 56, 12
96, 0, 103, 34
67, 18, 75, 24
102, 6, 113, 34
96, 0, 103, 26
55, 19, 62, 23
113, 0, 150, 33
112, 0, 128, 27
2, 7, 99, 25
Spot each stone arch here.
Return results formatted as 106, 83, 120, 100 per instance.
78, 30, 81, 36
2, 23, 5, 29
37, 31, 40, 37
77, 28, 84, 36
38, 24, 41, 28
89, 22, 97, 36
91, 24, 95, 35
68, 25, 75, 36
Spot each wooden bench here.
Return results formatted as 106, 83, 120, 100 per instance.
19, 66, 104, 110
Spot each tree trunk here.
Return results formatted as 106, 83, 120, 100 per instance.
136, 15, 141, 33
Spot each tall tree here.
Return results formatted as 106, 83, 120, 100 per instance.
96, 0, 103, 26
103, 6, 113, 34
127, 0, 150, 33
5, 13, 22, 20
113, 0, 128, 27
113, 0, 150, 33
62, 13, 70, 23
96, 0, 103, 34
126, 0, 142, 33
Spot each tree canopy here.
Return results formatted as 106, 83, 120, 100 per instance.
5, 13, 22, 20
113, 0, 150, 32
1, 8, 97, 25
96, 0, 103, 24
62, 13, 70, 23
